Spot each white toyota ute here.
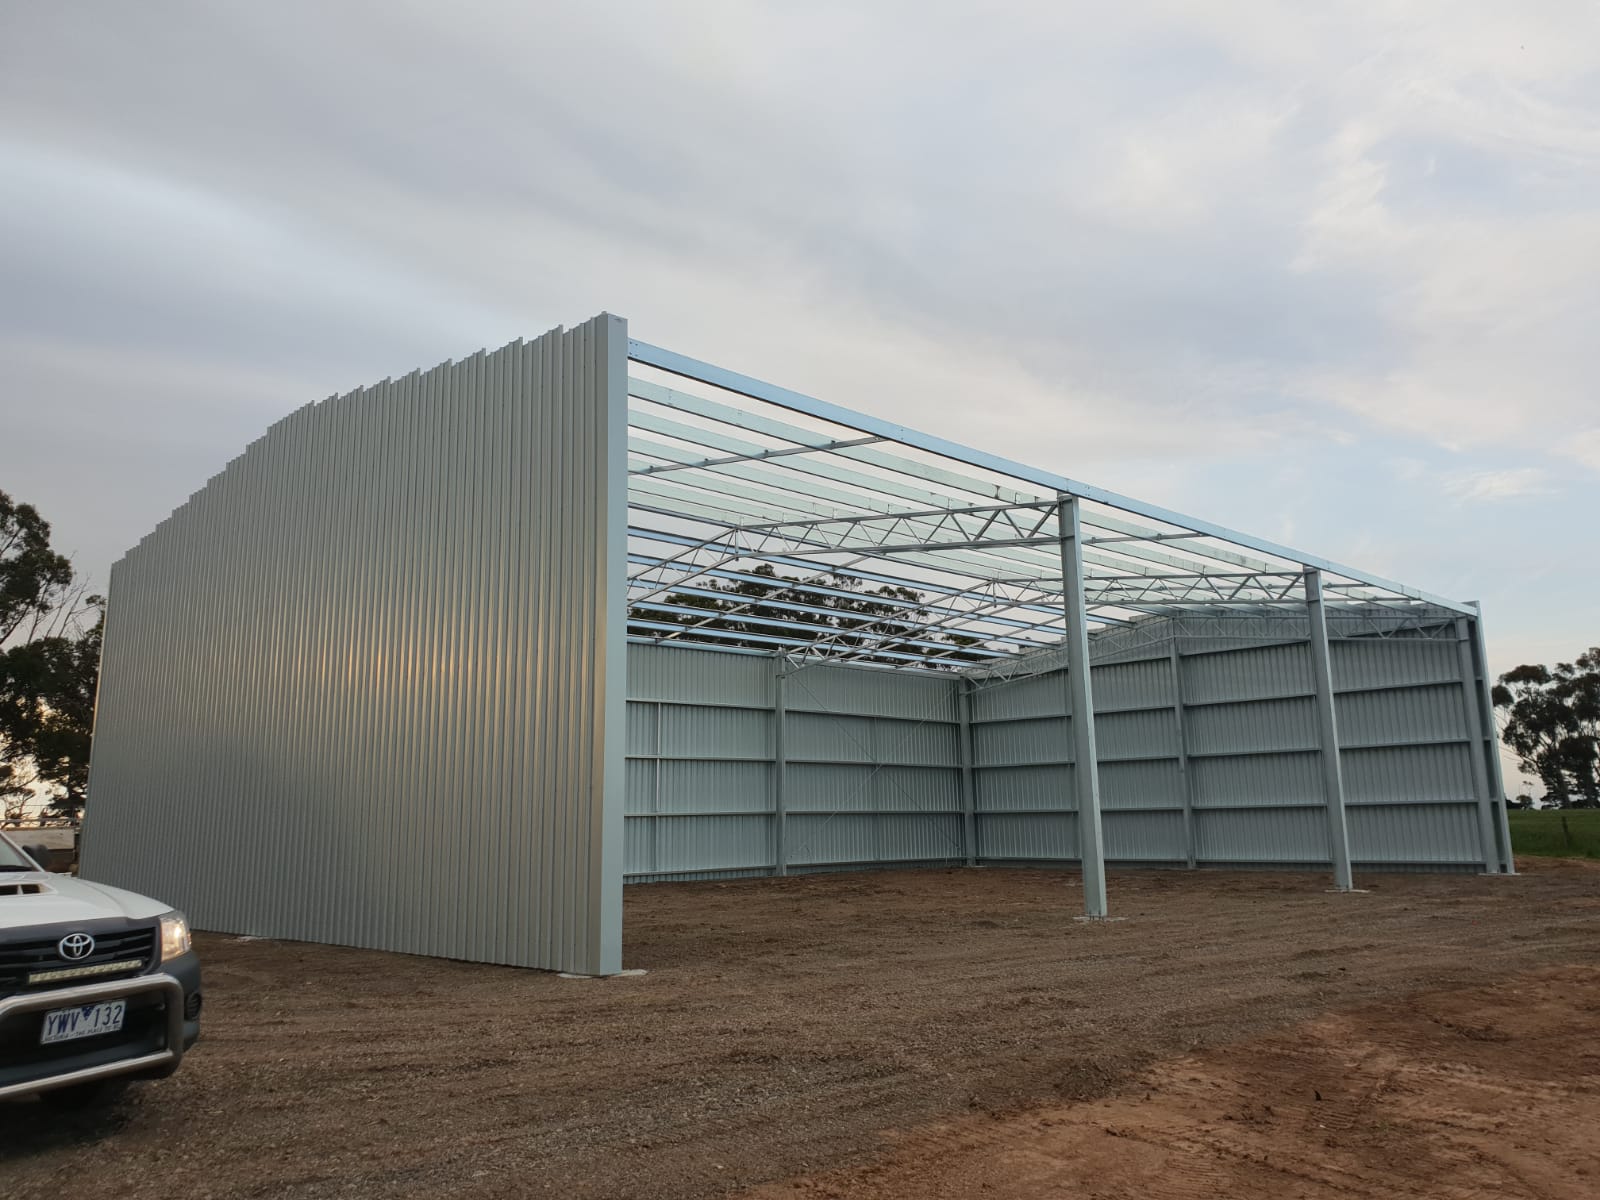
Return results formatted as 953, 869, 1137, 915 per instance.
0, 830, 201, 1105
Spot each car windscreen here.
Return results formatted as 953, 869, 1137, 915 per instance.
0, 834, 38, 870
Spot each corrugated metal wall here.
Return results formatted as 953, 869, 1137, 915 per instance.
965, 620, 1499, 872
624, 645, 965, 880
623, 617, 1497, 882
83, 316, 629, 975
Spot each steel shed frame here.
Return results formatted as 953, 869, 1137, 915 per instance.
82, 313, 1513, 976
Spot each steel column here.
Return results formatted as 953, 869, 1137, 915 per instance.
1168, 642, 1197, 869
1058, 496, 1108, 918
1304, 569, 1355, 891
958, 678, 977, 866
652, 701, 664, 875
772, 654, 788, 876
1469, 605, 1516, 874
1455, 616, 1504, 874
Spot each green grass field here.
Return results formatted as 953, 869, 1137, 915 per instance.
1508, 809, 1600, 859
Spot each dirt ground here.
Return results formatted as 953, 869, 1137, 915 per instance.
751, 965, 1600, 1200
5, 860, 1599, 1199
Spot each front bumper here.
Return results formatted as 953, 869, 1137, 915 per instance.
0, 972, 190, 1100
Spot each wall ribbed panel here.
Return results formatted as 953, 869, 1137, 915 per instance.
1089, 658, 1172, 711
1103, 810, 1187, 859
627, 643, 773, 708
971, 670, 1069, 721
1094, 708, 1179, 760
788, 813, 964, 867
1330, 638, 1458, 690
786, 663, 956, 721
1334, 684, 1467, 747
84, 317, 629, 974
656, 760, 773, 813
787, 763, 960, 812
1191, 751, 1324, 808
1348, 803, 1481, 863
1099, 759, 1185, 810
1341, 743, 1477, 804
1184, 697, 1318, 755
975, 765, 1075, 812
651, 815, 773, 873
626, 702, 659, 755
979, 812, 1078, 859
973, 717, 1072, 765
787, 713, 876, 762
1193, 807, 1328, 862
662, 705, 772, 759
621, 644, 964, 878
1182, 643, 1312, 704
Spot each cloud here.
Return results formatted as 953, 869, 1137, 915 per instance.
1565, 430, 1600, 472
1441, 468, 1553, 501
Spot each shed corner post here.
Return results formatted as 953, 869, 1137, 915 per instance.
592, 311, 630, 976
1454, 613, 1505, 874
1303, 568, 1355, 892
773, 651, 789, 877
1468, 602, 1516, 875
958, 675, 977, 867
1167, 640, 1196, 870
1057, 495, 1108, 918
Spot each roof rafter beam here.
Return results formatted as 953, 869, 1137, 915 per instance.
631, 434, 881, 477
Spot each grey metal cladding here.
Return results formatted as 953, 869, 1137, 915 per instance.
1184, 697, 1318, 756
1092, 708, 1178, 761
1191, 751, 1325, 808
979, 812, 1079, 859
1193, 806, 1330, 862
1098, 759, 1184, 810
83, 316, 629, 975
656, 760, 774, 813
972, 717, 1072, 766
1334, 684, 1468, 746
1348, 803, 1481, 863
785, 663, 957, 722
971, 671, 1071, 721
1340, 743, 1477, 803
1088, 658, 1172, 711
1182, 643, 1313, 703
1330, 638, 1458, 690
661, 705, 772, 759
974, 764, 1076, 811
1102, 810, 1186, 859
628, 643, 774, 708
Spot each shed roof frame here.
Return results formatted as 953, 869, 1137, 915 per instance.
621, 338, 1471, 675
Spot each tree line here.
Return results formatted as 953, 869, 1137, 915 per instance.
1, 489, 100, 819
1494, 649, 1600, 808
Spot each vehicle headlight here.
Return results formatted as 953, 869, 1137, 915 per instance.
159, 912, 192, 962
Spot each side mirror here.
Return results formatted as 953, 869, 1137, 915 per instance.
22, 844, 52, 871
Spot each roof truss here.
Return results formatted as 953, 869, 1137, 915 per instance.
621, 339, 1471, 671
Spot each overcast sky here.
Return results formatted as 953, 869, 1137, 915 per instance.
3, 2, 1597, 733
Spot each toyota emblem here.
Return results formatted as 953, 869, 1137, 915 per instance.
58, 932, 95, 961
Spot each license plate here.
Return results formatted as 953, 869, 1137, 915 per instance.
40, 1000, 126, 1045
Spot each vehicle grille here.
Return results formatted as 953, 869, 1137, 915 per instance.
0, 926, 156, 994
